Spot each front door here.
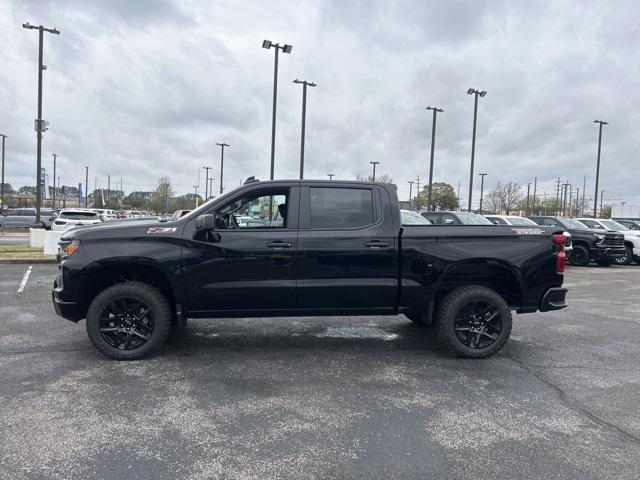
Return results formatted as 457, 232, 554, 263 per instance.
296, 185, 397, 312
182, 186, 299, 314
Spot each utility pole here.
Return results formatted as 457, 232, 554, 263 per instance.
555, 177, 561, 215
23, 22, 60, 224
1, 134, 7, 212
525, 182, 531, 216
408, 180, 414, 209
51, 153, 57, 209
576, 188, 580, 217
262, 40, 293, 180
216, 142, 229, 194
600, 190, 604, 217
209, 177, 214, 199
593, 120, 609, 218
562, 181, 570, 216
478, 173, 487, 214
84, 166, 88, 208
193, 186, 199, 208
202, 166, 212, 200
466, 88, 487, 212
293, 79, 317, 179
327, 173, 334, 180
107, 174, 111, 203
369, 161, 380, 181
581, 175, 586, 217
425, 106, 444, 211
532, 177, 537, 216
416, 176, 421, 209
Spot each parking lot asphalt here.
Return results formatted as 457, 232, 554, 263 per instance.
0, 264, 639, 479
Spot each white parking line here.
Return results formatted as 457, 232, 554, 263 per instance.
17, 266, 32, 294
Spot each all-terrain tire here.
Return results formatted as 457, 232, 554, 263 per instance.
435, 285, 512, 359
613, 246, 633, 265
86, 281, 172, 360
568, 245, 590, 267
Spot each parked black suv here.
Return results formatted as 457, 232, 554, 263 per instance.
529, 216, 625, 266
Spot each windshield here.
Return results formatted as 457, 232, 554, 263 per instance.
401, 210, 431, 225
560, 217, 589, 229
600, 220, 627, 230
506, 216, 537, 226
183, 184, 244, 220
457, 212, 493, 225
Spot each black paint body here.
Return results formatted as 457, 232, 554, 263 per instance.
53, 181, 567, 323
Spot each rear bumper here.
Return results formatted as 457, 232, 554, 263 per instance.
52, 275, 80, 322
539, 287, 568, 312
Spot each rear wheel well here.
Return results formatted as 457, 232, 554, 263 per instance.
78, 264, 176, 320
434, 263, 522, 310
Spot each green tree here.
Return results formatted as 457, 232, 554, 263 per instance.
123, 191, 152, 209
0, 183, 13, 194
151, 177, 174, 213
18, 186, 37, 195
413, 182, 458, 211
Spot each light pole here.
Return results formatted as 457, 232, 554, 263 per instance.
593, 120, 609, 217
425, 106, 444, 211
525, 182, 531, 215
293, 79, 317, 179
262, 40, 292, 180
84, 166, 89, 208
1, 134, 6, 212
466, 88, 487, 212
51, 153, 57, 209
369, 161, 380, 181
478, 173, 487, 214
209, 177, 214, 199
408, 180, 414, 209
202, 166, 212, 200
193, 186, 199, 208
532, 177, 537, 216
23, 22, 60, 224
327, 173, 334, 180
216, 142, 229, 195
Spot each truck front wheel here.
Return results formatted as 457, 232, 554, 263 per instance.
568, 245, 590, 266
435, 286, 512, 359
86, 281, 172, 360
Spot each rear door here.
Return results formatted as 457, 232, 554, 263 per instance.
296, 184, 397, 311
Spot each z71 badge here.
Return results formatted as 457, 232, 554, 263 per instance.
147, 227, 177, 234
511, 228, 544, 235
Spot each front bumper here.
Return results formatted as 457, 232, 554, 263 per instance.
591, 246, 625, 260
52, 275, 80, 322
539, 287, 568, 312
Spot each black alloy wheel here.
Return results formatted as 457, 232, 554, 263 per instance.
453, 300, 502, 349
569, 245, 590, 266
98, 297, 154, 350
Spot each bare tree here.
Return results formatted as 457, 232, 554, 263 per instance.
484, 181, 522, 214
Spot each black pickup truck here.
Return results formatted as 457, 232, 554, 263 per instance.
529, 216, 625, 266
53, 180, 568, 360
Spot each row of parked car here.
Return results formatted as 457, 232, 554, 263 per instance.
0, 207, 155, 230
408, 210, 640, 267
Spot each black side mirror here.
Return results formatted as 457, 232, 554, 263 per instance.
195, 214, 215, 231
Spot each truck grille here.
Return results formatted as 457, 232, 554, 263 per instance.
604, 234, 624, 247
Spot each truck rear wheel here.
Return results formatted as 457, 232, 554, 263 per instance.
435, 286, 512, 359
86, 281, 171, 360
568, 245, 590, 266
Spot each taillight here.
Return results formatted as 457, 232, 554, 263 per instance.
552, 233, 566, 249
556, 250, 566, 273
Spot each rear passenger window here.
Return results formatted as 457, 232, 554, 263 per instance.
310, 188, 374, 228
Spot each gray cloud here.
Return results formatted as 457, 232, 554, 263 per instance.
0, 0, 638, 209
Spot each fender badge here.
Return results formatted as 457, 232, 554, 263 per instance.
512, 228, 544, 235
147, 227, 177, 234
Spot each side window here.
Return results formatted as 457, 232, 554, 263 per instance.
442, 213, 458, 225
491, 217, 506, 225
543, 218, 558, 227
219, 190, 289, 229
582, 220, 597, 229
310, 187, 374, 229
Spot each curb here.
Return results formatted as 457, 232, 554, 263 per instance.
0, 258, 57, 264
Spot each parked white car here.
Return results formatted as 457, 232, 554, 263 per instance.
576, 218, 640, 265
52, 210, 103, 231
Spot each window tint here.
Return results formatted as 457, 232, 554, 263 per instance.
542, 218, 559, 227
59, 212, 99, 220
442, 213, 458, 224
310, 188, 374, 228
220, 189, 289, 229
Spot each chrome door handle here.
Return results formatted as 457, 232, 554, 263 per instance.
365, 241, 389, 249
266, 241, 292, 249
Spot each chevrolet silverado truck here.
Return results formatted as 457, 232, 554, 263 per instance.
53, 179, 568, 360
529, 216, 625, 266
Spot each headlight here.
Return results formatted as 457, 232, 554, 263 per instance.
62, 239, 80, 256
594, 234, 604, 243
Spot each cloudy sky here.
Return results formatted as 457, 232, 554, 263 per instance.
1, 0, 638, 209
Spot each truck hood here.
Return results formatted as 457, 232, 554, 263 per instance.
60, 218, 184, 241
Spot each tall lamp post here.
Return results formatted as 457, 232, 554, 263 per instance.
593, 119, 609, 217
0, 134, 6, 212
262, 40, 292, 180
369, 161, 380, 181
293, 79, 317, 179
478, 173, 487, 214
466, 88, 487, 211
425, 106, 444, 211
216, 142, 229, 195
23, 22, 60, 224
51, 153, 57, 209
408, 180, 414, 209
202, 166, 212, 200
84, 166, 89, 207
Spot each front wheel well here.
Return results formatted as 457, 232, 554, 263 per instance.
78, 264, 176, 320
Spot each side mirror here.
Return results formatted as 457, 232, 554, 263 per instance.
195, 213, 215, 231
